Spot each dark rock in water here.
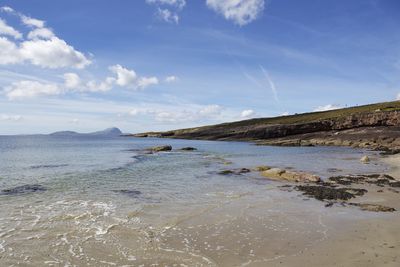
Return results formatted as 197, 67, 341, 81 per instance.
147, 145, 172, 152
380, 149, 400, 156
1, 184, 47, 195
218, 168, 251, 175
179, 147, 197, 151
112, 189, 141, 197
325, 202, 335, 207
295, 185, 367, 201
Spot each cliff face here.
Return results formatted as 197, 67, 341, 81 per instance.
153, 110, 400, 141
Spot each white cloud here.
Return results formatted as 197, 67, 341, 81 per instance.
1, 6, 14, 13
0, 37, 21, 64
138, 76, 159, 88
157, 8, 179, 24
27, 27, 54, 40
109, 64, 158, 90
281, 111, 289, 116
199, 104, 222, 116
19, 37, 91, 69
124, 104, 223, 123
165, 75, 178, 83
86, 77, 115, 92
21, 15, 45, 28
206, 0, 265, 26
5, 80, 62, 100
109, 64, 137, 87
313, 104, 342, 112
396, 93, 400, 101
240, 109, 255, 119
63, 73, 81, 89
146, 0, 185, 24
0, 18, 22, 39
0, 8, 91, 69
0, 114, 22, 121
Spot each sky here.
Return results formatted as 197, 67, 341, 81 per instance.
0, 0, 399, 134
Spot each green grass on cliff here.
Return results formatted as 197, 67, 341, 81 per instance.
215, 100, 400, 128
161, 100, 400, 134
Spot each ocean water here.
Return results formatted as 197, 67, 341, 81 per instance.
0, 135, 388, 266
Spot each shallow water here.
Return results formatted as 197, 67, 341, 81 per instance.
0, 135, 389, 266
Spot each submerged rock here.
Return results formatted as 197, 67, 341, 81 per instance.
179, 147, 197, 151
147, 145, 172, 152
260, 168, 321, 183
218, 168, 251, 175
348, 203, 396, 212
1, 184, 47, 196
112, 189, 141, 197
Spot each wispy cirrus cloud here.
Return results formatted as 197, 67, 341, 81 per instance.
241, 66, 279, 103
260, 66, 278, 103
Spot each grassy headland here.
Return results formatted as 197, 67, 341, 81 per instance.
132, 101, 400, 151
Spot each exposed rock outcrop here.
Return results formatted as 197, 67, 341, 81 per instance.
260, 168, 321, 183
147, 145, 172, 152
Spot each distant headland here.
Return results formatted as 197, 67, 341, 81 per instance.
50, 127, 122, 137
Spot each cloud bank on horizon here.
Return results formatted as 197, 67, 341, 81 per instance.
0, 0, 399, 134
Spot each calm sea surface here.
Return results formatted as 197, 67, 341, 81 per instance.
0, 135, 388, 266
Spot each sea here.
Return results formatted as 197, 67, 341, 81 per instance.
0, 135, 388, 266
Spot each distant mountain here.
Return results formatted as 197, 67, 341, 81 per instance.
50, 127, 123, 137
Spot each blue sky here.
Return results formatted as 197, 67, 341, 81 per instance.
0, 0, 399, 134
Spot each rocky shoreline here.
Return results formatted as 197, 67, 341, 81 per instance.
219, 164, 399, 213
136, 144, 400, 213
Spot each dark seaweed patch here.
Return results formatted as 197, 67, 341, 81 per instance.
1, 184, 47, 196
295, 185, 367, 201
